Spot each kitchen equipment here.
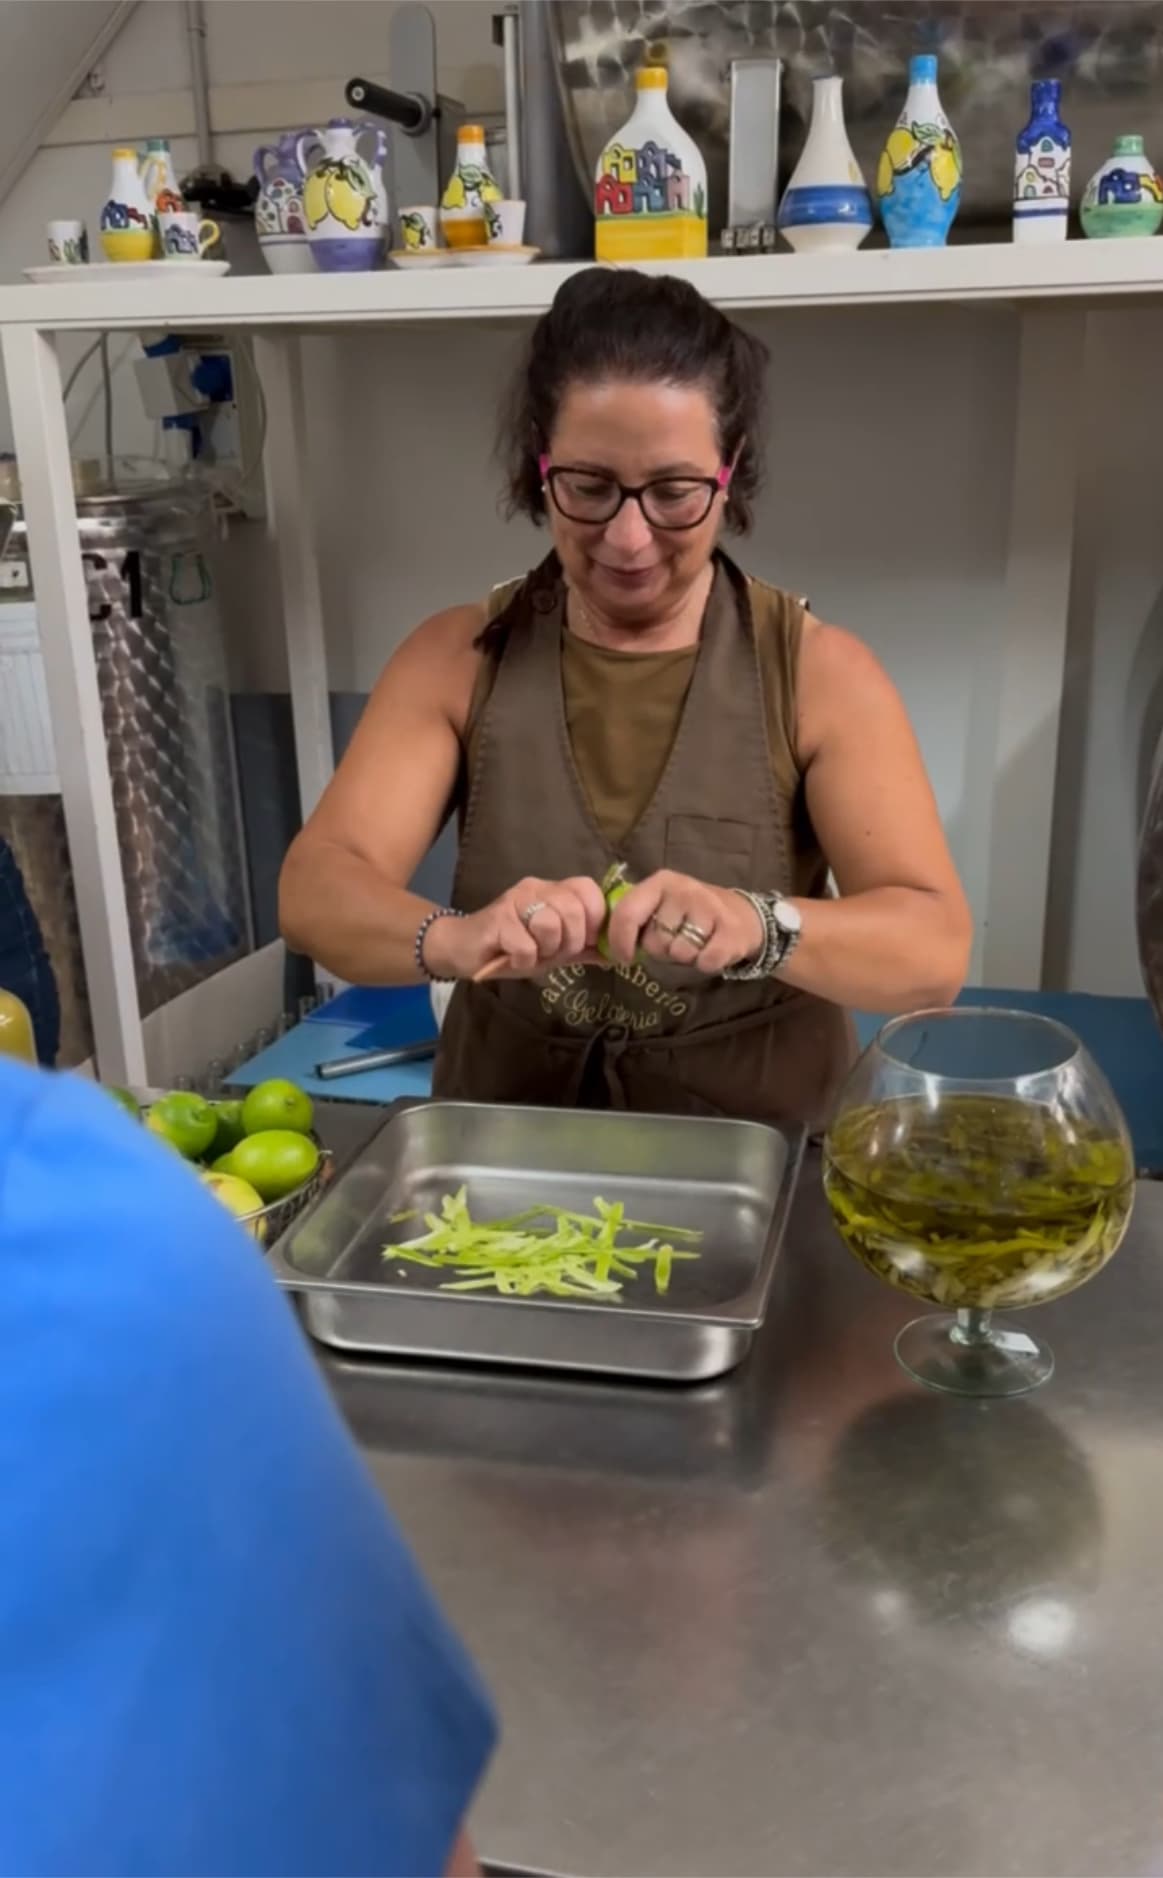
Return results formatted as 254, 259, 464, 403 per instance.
876, 53, 962, 248
1013, 79, 1071, 244
1081, 134, 1163, 238
100, 146, 156, 261
300, 119, 389, 271
1, 460, 251, 1020
345, 1, 466, 211
722, 57, 781, 254
823, 1009, 1135, 1398
315, 1040, 436, 1080
274, 1102, 801, 1382
778, 74, 871, 252
594, 65, 707, 261
253, 130, 319, 275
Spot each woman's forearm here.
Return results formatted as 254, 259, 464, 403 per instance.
776, 886, 971, 1013
279, 837, 434, 984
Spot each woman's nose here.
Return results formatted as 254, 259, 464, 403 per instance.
603, 495, 655, 553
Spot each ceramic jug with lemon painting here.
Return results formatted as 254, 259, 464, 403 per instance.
100, 146, 157, 261
876, 54, 962, 247
299, 119, 389, 271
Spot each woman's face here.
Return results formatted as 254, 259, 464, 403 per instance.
544, 377, 728, 625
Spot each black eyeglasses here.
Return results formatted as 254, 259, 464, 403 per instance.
539, 456, 730, 532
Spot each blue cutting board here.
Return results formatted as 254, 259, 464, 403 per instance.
231, 986, 436, 1104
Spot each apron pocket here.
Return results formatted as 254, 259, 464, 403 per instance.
664, 814, 755, 890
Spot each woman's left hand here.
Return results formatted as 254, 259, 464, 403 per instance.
603, 870, 765, 976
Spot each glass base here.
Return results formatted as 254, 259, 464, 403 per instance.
894, 1310, 1055, 1398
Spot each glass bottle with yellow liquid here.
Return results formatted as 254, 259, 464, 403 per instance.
0, 990, 36, 1064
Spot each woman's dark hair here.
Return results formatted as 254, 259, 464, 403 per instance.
499, 267, 768, 533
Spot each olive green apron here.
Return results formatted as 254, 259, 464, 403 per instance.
434, 552, 854, 1130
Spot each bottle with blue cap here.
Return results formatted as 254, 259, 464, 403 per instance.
876, 53, 962, 248
1013, 80, 1071, 244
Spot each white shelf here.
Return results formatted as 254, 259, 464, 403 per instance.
4, 239, 1163, 333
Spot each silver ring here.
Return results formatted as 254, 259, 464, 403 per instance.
519, 900, 547, 929
677, 919, 711, 949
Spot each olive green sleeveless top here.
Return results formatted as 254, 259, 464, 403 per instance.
464, 559, 829, 900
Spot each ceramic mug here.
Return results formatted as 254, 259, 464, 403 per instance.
398, 205, 439, 252
159, 210, 220, 260
46, 219, 89, 265
484, 198, 526, 248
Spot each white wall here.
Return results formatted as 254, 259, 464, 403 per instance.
0, 0, 1158, 998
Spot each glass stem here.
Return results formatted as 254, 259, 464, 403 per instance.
953, 1306, 993, 1347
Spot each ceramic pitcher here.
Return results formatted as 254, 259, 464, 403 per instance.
142, 138, 185, 216
100, 146, 156, 262
254, 129, 322, 274
298, 119, 388, 272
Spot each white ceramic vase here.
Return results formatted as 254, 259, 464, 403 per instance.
778, 76, 872, 252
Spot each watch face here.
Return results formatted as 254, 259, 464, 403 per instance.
775, 897, 803, 935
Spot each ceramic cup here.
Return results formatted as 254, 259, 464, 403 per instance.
47, 219, 89, 264
484, 198, 526, 247
398, 205, 439, 252
159, 210, 220, 260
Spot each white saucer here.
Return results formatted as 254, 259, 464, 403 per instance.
24, 260, 231, 284
389, 245, 540, 271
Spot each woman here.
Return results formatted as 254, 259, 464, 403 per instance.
280, 269, 970, 1129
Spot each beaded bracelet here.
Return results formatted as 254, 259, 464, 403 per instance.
414, 906, 464, 983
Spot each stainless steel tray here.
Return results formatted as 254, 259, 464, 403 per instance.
272, 1102, 802, 1383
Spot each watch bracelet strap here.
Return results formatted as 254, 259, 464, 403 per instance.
722, 889, 792, 981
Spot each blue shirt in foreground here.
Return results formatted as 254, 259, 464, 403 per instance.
0, 1058, 496, 1877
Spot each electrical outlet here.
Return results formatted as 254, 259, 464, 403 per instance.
0, 560, 30, 590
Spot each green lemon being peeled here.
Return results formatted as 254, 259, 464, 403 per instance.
598, 863, 639, 964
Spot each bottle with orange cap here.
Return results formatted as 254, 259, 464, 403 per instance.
439, 124, 503, 249
594, 63, 708, 262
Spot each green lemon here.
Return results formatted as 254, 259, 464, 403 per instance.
210, 1151, 238, 1175
598, 863, 637, 963
107, 1086, 141, 1120
241, 1078, 314, 1138
209, 1098, 246, 1158
229, 1129, 320, 1203
145, 1092, 218, 1161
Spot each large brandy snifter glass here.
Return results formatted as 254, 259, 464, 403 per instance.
823, 1009, 1135, 1397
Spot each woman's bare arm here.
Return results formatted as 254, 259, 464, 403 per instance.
774, 619, 972, 1012
278, 606, 483, 983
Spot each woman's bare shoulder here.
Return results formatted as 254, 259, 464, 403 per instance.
378, 603, 488, 733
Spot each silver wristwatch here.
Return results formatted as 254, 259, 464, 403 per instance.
722, 890, 803, 981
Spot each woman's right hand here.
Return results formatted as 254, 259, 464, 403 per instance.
423, 877, 608, 982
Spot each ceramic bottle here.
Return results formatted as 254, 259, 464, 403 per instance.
594, 65, 707, 261
440, 124, 502, 248
778, 75, 872, 252
299, 119, 389, 271
99, 146, 156, 262
1081, 134, 1163, 239
876, 53, 962, 248
142, 137, 185, 217
254, 130, 321, 274
0, 990, 36, 1064
1012, 80, 1071, 243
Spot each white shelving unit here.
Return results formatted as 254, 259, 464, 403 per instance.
1, 240, 1160, 1082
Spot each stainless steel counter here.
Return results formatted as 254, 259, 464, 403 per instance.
312, 1108, 1163, 1878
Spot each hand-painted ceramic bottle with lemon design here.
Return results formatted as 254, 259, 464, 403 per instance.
876, 54, 962, 247
299, 119, 388, 272
440, 125, 503, 248
594, 65, 707, 261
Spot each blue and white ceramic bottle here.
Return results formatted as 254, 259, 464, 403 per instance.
778, 76, 872, 252
1013, 80, 1071, 243
876, 54, 962, 248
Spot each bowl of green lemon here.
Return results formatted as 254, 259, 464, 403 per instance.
109, 1078, 328, 1247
